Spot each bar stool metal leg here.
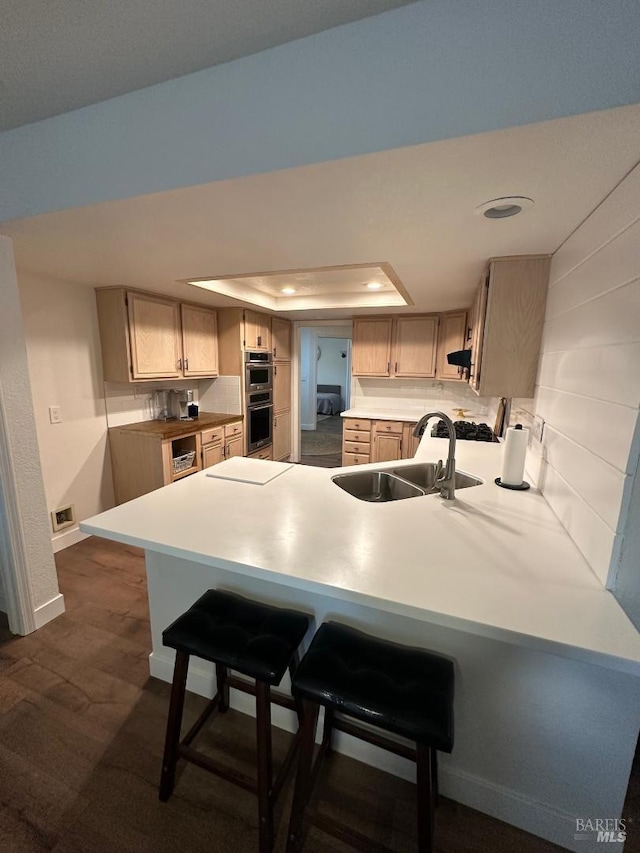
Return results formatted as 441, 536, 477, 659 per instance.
159, 650, 190, 801
286, 701, 320, 853
416, 744, 434, 853
256, 681, 274, 853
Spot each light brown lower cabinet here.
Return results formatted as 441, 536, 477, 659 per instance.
341, 417, 420, 466
109, 419, 243, 504
273, 410, 291, 461
248, 446, 274, 461
342, 417, 371, 465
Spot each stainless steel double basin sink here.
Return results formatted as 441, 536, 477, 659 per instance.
332, 463, 482, 502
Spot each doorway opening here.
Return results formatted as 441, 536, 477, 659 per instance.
298, 327, 351, 468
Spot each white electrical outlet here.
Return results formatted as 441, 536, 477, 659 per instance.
533, 415, 545, 444
49, 405, 62, 424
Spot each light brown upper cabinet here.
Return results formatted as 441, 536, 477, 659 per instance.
271, 317, 292, 361
126, 292, 182, 380
436, 311, 468, 382
351, 318, 393, 376
95, 288, 218, 383
181, 304, 218, 377
352, 315, 437, 378
469, 255, 551, 398
244, 310, 271, 351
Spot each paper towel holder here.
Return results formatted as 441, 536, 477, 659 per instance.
496, 422, 530, 490
495, 477, 530, 490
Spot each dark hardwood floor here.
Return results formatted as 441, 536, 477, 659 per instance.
0, 537, 637, 852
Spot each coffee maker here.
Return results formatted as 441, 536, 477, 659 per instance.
172, 389, 195, 420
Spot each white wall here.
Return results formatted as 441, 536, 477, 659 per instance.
0, 238, 63, 623
2, 1, 639, 222
317, 337, 350, 407
18, 273, 115, 550
519, 163, 640, 587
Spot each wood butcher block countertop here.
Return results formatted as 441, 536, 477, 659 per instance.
109, 412, 243, 440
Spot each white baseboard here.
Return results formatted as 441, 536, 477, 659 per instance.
34, 593, 65, 628
52, 526, 90, 553
148, 651, 583, 851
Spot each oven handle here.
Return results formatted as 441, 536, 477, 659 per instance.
247, 403, 274, 412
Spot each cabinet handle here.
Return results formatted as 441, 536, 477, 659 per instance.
257, 335, 262, 346
273, 347, 277, 358
184, 357, 189, 370
394, 362, 398, 373
387, 362, 391, 373
178, 357, 182, 370
274, 417, 277, 427
274, 365, 277, 376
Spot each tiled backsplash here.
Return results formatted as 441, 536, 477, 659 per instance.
104, 380, 201, 427
199, 376, 242, 415
351, 377, 501, 426
104, 376, 242, 427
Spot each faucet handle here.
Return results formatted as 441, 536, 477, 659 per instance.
434, 459, 444, 481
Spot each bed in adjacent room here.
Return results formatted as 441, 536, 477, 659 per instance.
316, 384, 343, 415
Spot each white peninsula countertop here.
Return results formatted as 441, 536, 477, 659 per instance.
82, 436, 640, 676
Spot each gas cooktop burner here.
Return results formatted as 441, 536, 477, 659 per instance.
430, 420, 497, 442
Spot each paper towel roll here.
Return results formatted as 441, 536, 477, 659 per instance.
501, 425, 529, 486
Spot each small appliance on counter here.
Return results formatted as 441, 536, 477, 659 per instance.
153, 390, 174, 421
172, 389, 196, 420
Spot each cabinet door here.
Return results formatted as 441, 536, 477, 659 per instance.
273, 410, 291, 461
181, 305, 218, 377
393, 316, 437, 378
225, 433, 244, 460
372, 432, 403, 463
352, 319, 392, 377
402, 423, 421, 459
127, 292, 182, 379
273, 362, 291, 414
244, 310, 271, 350
436, 311, 467, 381
272, 317, 291, 361
202, 442, 223, 468
469, 274, 489, 392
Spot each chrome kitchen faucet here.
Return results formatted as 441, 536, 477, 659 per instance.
412, 411, 457, 500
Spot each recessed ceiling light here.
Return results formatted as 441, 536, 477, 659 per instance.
281, 286, 296, 294
475, 196, 534, 219
366, 282, 383, 290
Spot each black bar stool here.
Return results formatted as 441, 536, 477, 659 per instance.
159, 589, 310, 853
286, 622, 455, 853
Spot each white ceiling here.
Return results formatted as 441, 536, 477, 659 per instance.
3, 104, 640, 319
0, 0, 414, 130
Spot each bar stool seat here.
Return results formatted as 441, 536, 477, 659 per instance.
163, 588, 310, 684
159, 590, 310, 853
287, 622, 455, 853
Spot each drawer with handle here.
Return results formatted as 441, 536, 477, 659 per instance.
343, 418, 371, 432
373, 420, 404, 434
343, 452, 370, 466
201, 426, 224, 445
343, 441, 371, 455
224, 421, 243, 439
343, 429, 370, 443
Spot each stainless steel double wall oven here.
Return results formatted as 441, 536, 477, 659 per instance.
245, 351, 273, 453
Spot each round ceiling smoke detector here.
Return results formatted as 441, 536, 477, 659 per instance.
475, 196, 534, 219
